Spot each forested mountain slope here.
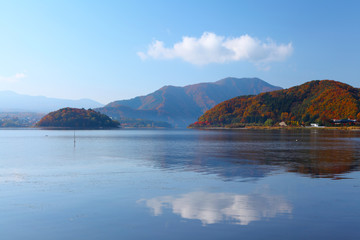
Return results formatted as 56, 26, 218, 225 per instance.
99, 77, 281, 127
190, 80, 360, 127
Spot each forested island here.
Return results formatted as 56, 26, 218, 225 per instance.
189, 80, 360, 128
36, 107, 120, 129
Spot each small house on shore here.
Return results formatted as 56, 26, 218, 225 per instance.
279, 121, 287, 127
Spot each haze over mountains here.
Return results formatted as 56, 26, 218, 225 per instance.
98, 77, 282, 127
0, 77, 282, 128
0, 91, 104, 113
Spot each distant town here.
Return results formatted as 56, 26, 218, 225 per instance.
0, 112, 44, 128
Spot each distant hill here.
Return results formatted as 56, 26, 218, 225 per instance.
0, 91, 104, 113
98, 77, 282, 127
190, 80, 360, 128
36, 107, 119, 129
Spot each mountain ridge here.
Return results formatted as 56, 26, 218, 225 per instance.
0, 91, 104, 113
98, 77, 282, 127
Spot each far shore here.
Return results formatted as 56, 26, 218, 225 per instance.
189, 126, 360, 131
1, 125, 360, 131
35, 126, 121, 130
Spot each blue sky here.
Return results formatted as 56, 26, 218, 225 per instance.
0, 0, 359, 104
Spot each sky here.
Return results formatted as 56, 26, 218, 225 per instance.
0, 0, 359, 104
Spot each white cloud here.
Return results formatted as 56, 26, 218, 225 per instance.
0, 73, 27, 83
139, 191, 292, 225
138, 32, 293, 66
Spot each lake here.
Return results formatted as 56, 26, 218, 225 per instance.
0, 128, 359, 239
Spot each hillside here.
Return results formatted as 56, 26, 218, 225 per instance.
98, 77, 282, 127
190, 80, 360, 128
36, 108, 120, 129
0, 91, 103, 113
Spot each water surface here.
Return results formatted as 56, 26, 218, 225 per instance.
0, 129, 359, 239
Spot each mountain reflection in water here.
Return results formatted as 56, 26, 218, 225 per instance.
141, 129, 360, 180
140, 191, 292, 225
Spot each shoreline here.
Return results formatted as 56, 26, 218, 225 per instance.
35, 126, 121, 130
189, 126, 360, 131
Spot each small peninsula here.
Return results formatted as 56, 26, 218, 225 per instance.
189, 80, 360, 128
36, 107, 120, 129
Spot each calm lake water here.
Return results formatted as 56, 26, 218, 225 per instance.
0, 129, 359, 239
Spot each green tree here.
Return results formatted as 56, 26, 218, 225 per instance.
264, 119, 274, 126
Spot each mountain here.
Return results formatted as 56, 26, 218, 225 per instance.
36, 107, 119, 129
0, 91, 104, 113
190, 80, 360, 128
98, 77, 282, 127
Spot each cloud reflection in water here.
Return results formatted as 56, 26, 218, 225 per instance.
140, 191, 292, 225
